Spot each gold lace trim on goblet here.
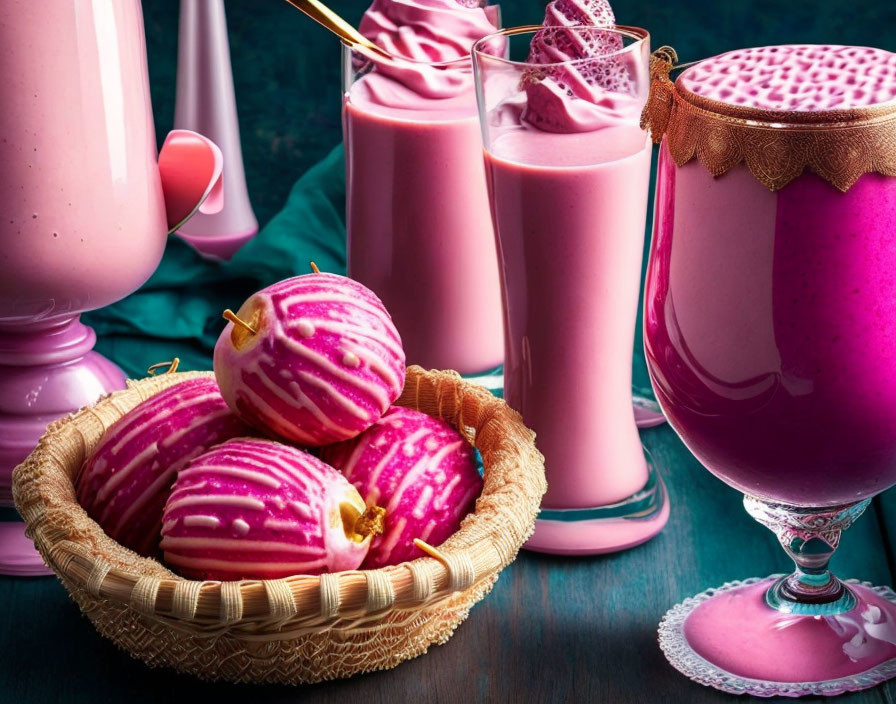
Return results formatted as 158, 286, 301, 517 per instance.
640, 47, 896, 192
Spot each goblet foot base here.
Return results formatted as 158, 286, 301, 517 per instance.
0, 349, 126, 502
524, 450, 669, 555
659, 576, 896, 697
0, 523, 52, 577
0, 317, 127, 578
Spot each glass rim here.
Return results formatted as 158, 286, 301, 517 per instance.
472, 24, 650, 69
343, 40, 477, 70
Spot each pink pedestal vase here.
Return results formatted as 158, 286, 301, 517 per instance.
0, 0, 222, 576
0, 319, 126, 505
173, 0, 258, 260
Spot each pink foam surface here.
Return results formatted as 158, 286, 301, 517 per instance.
679, 45, 896, 112
523, 0, 634, 133
358, 0, 499, 100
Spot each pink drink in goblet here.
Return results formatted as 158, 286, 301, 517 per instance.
648, 158, 896, 507
645, 44, 896, 695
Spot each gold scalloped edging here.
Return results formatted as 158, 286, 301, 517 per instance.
641, 47, 896, 192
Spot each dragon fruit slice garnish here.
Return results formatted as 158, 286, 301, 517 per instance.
523, 0, 633, 133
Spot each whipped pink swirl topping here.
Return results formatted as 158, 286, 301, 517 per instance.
522, 0, 636, 133
358, 0, 500, 100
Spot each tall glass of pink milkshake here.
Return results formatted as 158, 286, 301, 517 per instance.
472, 23, 668, 555
343, 0, 504, 389
644, 45, 896, 695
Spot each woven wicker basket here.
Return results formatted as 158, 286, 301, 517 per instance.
12, 366, 545, 684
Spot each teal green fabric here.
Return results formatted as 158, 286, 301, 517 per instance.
83, 145, 347, 378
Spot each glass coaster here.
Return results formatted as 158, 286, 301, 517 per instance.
525, 448, 669, 555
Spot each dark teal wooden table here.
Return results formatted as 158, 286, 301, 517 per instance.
2, 431, 894, 703
3, 1, 896, 701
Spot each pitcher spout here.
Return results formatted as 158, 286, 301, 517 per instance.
158, 129, 224, 234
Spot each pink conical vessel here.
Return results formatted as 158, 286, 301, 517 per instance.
173, 0, 258, 260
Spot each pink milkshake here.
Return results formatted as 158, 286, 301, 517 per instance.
645, 45, 896, 507
485, 125, 652, 507
0, 0, 219, 575
0, 0, 167, 321
343, 0, 504, 376
0, 0, 169, 488
645, 45, 896, 695
474, 11, 666, 554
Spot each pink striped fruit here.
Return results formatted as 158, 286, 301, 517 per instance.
160, 438, 385, 580
213, 273, 406, 447
76, 377, 250, 557
320, 407, 483, 569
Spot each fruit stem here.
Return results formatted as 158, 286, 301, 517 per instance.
310, 261, 321, 274
147, 358, 180, 376
354, 506, 386, 538
414, 539, 447, 562
223, 309, 257, 335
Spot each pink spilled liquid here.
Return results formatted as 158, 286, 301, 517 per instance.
679, 45, 896, 112
645, 45, 896, 507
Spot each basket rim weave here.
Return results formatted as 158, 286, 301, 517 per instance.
12, 366, 546, 638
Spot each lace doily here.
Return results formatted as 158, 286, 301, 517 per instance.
658, 576, 896, 698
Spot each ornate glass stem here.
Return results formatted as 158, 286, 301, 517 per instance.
743, 496, 872, 615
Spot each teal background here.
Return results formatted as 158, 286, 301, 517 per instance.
3, 2, 896, 702
143, 0, 896, 230
84, 0, 896, 387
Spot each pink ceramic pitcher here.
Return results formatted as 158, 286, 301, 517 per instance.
0, 0, 223, 575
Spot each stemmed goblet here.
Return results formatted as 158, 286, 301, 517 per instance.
0, 0, 222, 575
643, 43, 896, 696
